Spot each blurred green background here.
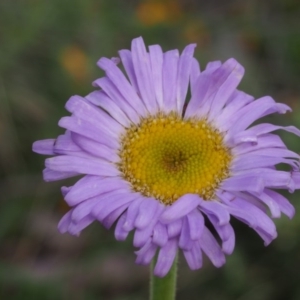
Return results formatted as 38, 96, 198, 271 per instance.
1, 0, 300, 299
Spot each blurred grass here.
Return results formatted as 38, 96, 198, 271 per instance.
1, 0, 300, 299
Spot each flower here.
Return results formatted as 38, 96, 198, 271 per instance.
33, 37, 300, 277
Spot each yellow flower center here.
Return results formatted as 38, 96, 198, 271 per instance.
118, 113, 232, 205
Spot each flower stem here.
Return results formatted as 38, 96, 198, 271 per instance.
150, 254, 178, 300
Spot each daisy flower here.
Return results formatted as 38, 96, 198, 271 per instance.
33, 37, 300, 277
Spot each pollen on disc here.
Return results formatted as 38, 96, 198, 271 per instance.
118, 113, 232, 205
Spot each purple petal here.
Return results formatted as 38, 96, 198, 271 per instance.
71, 196, 100, 222
97, 57, 148, 116
123, 198, 142, 231
183, 240, 202, 270
32, 139, 55, 155
53, 132, 87, 157
154, 239, 178, 277
135, 198, 159, 229
215, 90, 254, 129
293, 172, 300, 188
162, 50, 179, 112
176, 44, 196, 112
223, 191, 266, 212
221, 200, 257, 228
184, 72, 211, 118
199, 199, 230, 226
85, 90, 130, 127
190, 57, 201, 92
133, 205, 164, 247
61, 186, 72, 197
65, 175, 128, 206
65, 95, 123, 137
58, 210, 73, 233
205, 61, 221, 72
131, 37, 157, 114
232, 155, 299, 171
226, 96, 291, 140
149, 44, 164, 109
232, 134, 258, 144
160, 194, 200, 223
241, 148, 299, 159
233, 134, 286, 155
102, 203, 130, 229
118, 49, 139, 92
153, 222, 168, 247
206, 214, 235, 255
208, 60, 244, 121
225, 198, 277, 246
200, 226, 225, 267
58, 116, 119, 149
252, 192, 281, 218
264, 189, 295, 219
186, 58, 243, 119
221, 175, 264, 194
135, 240, 158, 265
68, 215, 94, 236
179, 216, 194, 250
222, 233, 235, 255
187, 210, 204, 241
167, 218, 183, 238
115, 213, 129, 241
43, 168, 79, 182
94, 192, 138, 221
45, 155, 120, 177
88, 190, 126, 221
93, 77, 140, 123
235, 168, 293, 190
71, 132, 119, 162
232, 123, 300, 145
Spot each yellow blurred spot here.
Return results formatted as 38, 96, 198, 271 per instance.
60, 45, 88, 82
57, 197, 71, 213
183, 20, 211, 47
239, 30, 262, 53
136, 0, 181, 26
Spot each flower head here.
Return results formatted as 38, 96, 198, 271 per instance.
33, 37, 300, 277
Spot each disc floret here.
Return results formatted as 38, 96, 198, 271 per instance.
118, 113, 232, 204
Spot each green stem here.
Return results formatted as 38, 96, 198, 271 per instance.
150, 254, 178, 300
